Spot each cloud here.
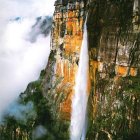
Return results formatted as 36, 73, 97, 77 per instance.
0, 0, 55, 120
0, 0, 55, 19
0, 0, 55, 37
28, 16, 53, 42
32, 125, 47, 139
3, 101, 36, 124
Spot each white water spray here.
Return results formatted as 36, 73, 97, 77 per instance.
70, 18, 89, 140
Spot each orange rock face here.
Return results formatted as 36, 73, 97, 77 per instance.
52, 1, 85, 119
51, 0, 138, 120
115, 65, 137, 77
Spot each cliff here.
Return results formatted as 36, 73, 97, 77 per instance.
43, 0, 86, 119
44, 0, 139, 113
43, 0, 140, 139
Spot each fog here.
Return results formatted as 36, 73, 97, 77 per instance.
0, 0, 55, 120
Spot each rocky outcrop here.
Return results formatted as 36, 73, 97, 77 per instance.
43, 0, 140, 139
87, 0, 140, 139
44, 0, 139, 116
43, 0, 86, 119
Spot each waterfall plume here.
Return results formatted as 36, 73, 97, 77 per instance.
70, 18, 89, 140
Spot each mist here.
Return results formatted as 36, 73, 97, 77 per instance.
0, 0, 55, 120
32, 125, 47, 140
3, 101, 36, 124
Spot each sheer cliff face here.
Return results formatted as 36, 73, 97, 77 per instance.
44, 0, 86, 119
44, 0, 140, 123
87, 0, 140, 120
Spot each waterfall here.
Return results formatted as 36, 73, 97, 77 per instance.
70, 18, 89, 140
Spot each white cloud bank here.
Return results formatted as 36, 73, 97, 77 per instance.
0, 0, 55, 120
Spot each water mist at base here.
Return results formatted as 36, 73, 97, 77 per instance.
70, 19, 89, 140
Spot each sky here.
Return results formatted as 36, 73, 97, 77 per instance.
0, 0, 55, 120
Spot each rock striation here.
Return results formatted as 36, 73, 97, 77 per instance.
0, 0, 139, 140
43, 0, 86, 119
44, 0, 140, 118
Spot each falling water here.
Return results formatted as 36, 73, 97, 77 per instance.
70, 18, 89, 140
